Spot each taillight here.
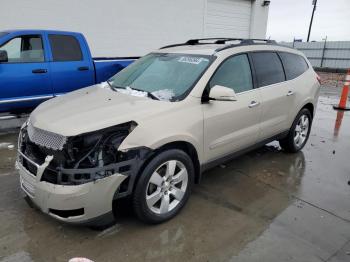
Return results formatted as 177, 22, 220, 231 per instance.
316, 74, 321, 85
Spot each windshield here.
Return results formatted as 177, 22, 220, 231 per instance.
108, 53, 212, 101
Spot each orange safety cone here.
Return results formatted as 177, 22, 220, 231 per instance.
333, 69, 350, 111
333, 111, 344, 138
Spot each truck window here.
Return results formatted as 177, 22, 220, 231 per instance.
279, 52, 309, 80
0, 35, 44, 63
209, 54, 253, 93
250, 52, 285, 87
49, 35, 83, 61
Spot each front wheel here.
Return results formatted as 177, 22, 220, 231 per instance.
133, 149, 194, 224
279, 108, 312, 153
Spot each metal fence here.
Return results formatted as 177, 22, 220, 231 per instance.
281, 41, 350, 70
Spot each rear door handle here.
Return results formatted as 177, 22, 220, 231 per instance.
32, 69, 47, 74
287, 90, 295, 96
248, 101, 260, 108
78, 66, 89, 71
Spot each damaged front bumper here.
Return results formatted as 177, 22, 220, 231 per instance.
16, 146, 149, 225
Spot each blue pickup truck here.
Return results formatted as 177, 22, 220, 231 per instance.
0, 30, 137, 113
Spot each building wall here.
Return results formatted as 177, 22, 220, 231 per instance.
1, 0, 269, 57
250, 0, 270, 39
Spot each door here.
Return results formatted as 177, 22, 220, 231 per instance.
249, 52, 292, 140
205, 0, 252, 38
0, 34, 52, 112
203, 54, 262, 162
48, 34, 95, 95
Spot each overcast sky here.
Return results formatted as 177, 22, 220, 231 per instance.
266, 0, 350, 42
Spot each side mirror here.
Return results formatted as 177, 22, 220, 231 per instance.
0, 50, 8, 63
209, 85, 237, 101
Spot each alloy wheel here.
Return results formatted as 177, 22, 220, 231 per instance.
294, 114, 310, 148
146, 160, 188, 214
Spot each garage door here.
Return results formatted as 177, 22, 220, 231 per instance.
205, 0, 252, 38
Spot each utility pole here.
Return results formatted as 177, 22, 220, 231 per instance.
320, 36, 327, 67
307, 0, 318, 42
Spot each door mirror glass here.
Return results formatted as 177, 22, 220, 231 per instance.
0, 50, 8, 62
209, 85, 237, 101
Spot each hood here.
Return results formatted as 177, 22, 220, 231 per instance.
30, 84, 176, 136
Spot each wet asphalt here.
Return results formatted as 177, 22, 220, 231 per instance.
0, 86, 349, 262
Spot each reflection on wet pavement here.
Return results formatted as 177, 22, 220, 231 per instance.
0, 87, 349, 262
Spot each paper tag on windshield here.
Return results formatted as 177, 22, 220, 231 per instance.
178, 56, 206, 64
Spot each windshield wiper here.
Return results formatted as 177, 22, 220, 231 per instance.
106, 80, 113, 89
107, 82, 159, 100
129, 86, 160, 100
107, 80, 125, 91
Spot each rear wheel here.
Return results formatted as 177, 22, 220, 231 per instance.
133, 149, 194, 224
279, 108, 312, 153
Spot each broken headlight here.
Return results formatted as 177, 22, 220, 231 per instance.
43, 121, 138, 185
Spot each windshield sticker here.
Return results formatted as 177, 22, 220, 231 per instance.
178, 56, 208, 64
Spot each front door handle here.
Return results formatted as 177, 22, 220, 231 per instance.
287, 90, 295, 96
32, 69, 47, 74
248, 101, 260, 108
78, 66, 89, 71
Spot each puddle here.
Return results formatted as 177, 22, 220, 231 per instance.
0, 143, 15, 150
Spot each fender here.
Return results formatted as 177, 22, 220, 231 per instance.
119, 131, 204, 165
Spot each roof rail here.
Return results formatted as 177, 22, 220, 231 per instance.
186, 38, 244, 45
159, 38, 278, 50
160, 38, 244, 49
242, 39, 277, 44
215, 39, 278, 52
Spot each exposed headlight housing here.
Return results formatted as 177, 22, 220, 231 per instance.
64, 121, 137, 169
20, 121, 138, 185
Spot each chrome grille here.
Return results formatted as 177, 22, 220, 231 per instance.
27, 122, 67, 150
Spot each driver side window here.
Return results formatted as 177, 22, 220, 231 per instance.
209, 54, 253, 93
0, 35, 44, 63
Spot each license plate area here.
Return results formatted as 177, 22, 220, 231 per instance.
20, 167, 36, 197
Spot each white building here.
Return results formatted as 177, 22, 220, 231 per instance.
1, 0, 270, 57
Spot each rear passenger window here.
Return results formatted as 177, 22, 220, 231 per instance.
279, 52, 309, 80
49, 35, 83, 61
209, 54, 253, 93
250, 52, 285, 87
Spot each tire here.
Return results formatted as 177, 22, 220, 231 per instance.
279, 108, 312, 153
133, 149, 194, 224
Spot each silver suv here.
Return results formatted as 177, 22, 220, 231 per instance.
16, 38, 320, 226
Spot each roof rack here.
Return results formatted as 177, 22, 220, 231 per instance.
159, 38, 278, 50
160, 38, 243, 49
186, 38, 244, 45
216, 38, 278, 52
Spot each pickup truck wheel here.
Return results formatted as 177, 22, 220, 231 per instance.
133, 149, 194, 224
279, 108, 312, 153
